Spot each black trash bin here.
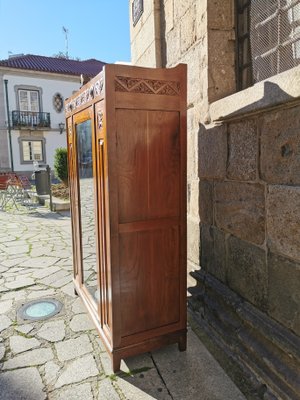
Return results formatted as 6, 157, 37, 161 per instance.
35, 164, 51, 195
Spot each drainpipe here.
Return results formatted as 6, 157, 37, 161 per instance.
154, 0, 162, 67
4, 80, 14, 172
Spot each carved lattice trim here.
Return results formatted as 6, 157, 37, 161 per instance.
65, 76, 104, 114
115, 76, 180, 96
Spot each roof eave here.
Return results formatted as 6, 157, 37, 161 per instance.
0, 66, 83, 81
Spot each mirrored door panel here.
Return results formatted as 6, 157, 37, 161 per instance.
76, 119, 99, 304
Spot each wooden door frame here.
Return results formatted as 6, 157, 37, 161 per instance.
72, 106, 100, 315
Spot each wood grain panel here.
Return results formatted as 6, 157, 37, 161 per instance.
119, 227, 180, 337
116, 110, 148, 223
148, 111, 180, 219
97, 139, 109, 328
117, 109, 180, 223
115, 92, 180, 111
119, 217, 179, 233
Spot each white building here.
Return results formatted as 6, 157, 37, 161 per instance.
0, 54, 105, 176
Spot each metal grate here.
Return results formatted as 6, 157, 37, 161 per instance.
236, 1, 253, 90
236, 0, 300, 89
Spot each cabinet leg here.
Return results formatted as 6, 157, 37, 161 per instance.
178, 333, 187, 352
112, 355, 121, 373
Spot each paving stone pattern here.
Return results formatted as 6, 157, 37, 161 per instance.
0, 207, 246, 399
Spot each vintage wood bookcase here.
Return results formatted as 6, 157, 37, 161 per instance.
65, 63, 187, 371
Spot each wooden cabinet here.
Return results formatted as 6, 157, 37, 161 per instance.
65, 64, 187, 372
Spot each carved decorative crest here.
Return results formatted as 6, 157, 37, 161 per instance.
65, 76, 104, 114
97, 111, 104, 130
115, 76, 180, 96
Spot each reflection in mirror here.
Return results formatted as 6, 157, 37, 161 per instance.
76, 119, 99, 304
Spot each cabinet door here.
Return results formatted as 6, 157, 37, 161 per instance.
73, 108, 100, 311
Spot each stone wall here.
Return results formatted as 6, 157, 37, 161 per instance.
207, 0, 236, 102
130, 1, 300, 397
199, 104, 300, 337
159, 0, 209, 272
195, 65, 300, 397
130, 0, 162, 67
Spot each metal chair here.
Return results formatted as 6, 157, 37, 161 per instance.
0, 179, 19, 210
18, 175, 37, 207
0, 174, 16, 210
0, 174, 37, 210
0, 180, 8, 210
5, 177, 23, 209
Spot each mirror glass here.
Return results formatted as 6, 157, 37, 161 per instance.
76, 119, 99, 304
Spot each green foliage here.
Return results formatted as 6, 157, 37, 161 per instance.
107, 374, 118, 382
54, 147, 68, 186
53, 51, 68, 59
53, 51, 81, 61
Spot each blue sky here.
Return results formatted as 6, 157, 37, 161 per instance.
0, 0, 131, 63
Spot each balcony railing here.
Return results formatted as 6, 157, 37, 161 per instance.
11, 111, 51, 129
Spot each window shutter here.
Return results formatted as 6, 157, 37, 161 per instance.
32, 141, 43, 160
30, 91, 39, 112
22, 141, 31, 161
19, 90, 29, 111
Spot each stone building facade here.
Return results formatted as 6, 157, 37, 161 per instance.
0, 55, 104, 175
129, 1, 300, 399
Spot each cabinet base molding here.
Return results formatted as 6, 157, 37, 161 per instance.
75, 278, 186, 372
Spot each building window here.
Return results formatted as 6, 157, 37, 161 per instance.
21, 140, 44, 162
132, 0, 143, 26
236, 0, 300, 90
18, 89, 40, 112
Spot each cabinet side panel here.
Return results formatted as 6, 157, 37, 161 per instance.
117, 109, 148, 223
117, 109, 180, 222
148, 111, 180, 219
120, 227, 180, 337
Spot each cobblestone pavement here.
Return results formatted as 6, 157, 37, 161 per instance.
0, 207, 246, 400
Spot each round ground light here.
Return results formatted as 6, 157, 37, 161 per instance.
18, 298, 62, 321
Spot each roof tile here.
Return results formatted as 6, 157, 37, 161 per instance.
0, 54, 105, 77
